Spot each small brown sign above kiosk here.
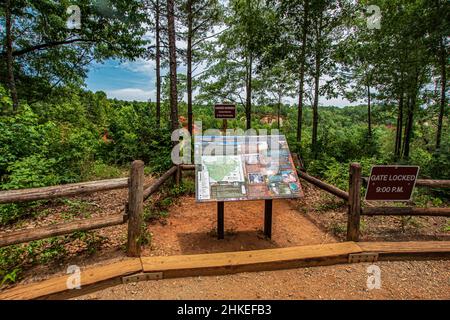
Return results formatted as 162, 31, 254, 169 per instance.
365, 165, 419, 201
214, 104, 236, 119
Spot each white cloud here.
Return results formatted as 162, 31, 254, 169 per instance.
106, 88, 155, 101
120, 59, 156, 74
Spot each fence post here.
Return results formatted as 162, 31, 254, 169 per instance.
176, 165, 182, 186
346, 162, 361, 241
127, 160, 144, 257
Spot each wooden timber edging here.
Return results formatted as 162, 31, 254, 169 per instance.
1, 241, 449, 300
0, 258, 142, 300
140, 242, 361, 277
357, 241, 450, 261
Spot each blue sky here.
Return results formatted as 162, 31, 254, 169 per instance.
85, 59, 358, 107
85, 59, 157, 102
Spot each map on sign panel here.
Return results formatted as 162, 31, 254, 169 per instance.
194, 135, 304, 202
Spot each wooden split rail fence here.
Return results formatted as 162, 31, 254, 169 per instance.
347, 163, 450, 241
0, 161, 181, 256
1, 156, 448, 252
292, 154, 450, 242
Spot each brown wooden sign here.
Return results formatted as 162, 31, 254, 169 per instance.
214, 104, 236, 119
365, 165, 419, 201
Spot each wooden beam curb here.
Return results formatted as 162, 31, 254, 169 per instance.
141, 242, 362, 278
0, 259, 142, 300
358, 241, 450, 256
1, 241, 449, 300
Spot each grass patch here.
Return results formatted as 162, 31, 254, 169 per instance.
329, 222, 346, 236
0, 231, 105, 287
143, 178, 195, 222
81, 161, 125, 180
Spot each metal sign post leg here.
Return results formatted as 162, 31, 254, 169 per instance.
264, 199, 273, 238
217, 201, 224, 239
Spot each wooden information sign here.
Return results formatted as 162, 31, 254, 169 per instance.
214, 104, 236, 119
365, 165, 420, 201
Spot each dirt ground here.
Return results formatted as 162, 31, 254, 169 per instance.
76, 260, 450, 300
143, 196, 337, 257
1, 176, 449, 299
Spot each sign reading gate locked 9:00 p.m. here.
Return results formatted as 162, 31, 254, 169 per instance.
365, 165, 420, 201
214, 104, 236, 119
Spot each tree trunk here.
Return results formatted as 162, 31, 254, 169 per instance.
367, 83, 372, 137
312, 17, 322, 159
312, 60, 320, 158
394, 91, 404, 159
5, 0, 19, 111
167, 0, 178, 133
403, 70, 420, 159
155, 0, 161, 128
277, 94, 281, 130
186, 0, 193, 135
245, 54, 253, 130
436, 37, 447, 151
297, 0, 309, 143
402, 90, 416, 159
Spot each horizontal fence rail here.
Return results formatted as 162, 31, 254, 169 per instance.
143, 166, 178, 200
290, 153, 349, 201
362, 177, 450, 188
0, 162, 180, 251
0, 214, 126, 248
348, 164, 450, 241
362, 207, 450, 217
180, 164, 195, 170
297, 170, 349, 201
0, 178, 129, 204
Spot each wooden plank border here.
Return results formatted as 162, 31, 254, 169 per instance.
141, 242, 363, 278
1, 241, 449, 300
358, 241, 450, 261
0, 259, 142, 300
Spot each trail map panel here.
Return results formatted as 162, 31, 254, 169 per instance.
365, 165, 419, 201
195, 135, 304, 202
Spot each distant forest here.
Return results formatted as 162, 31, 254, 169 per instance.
0, 0, 448, 196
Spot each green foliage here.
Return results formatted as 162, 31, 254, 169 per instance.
81, 161, 124, 181
443, 220, 450, 232
0, 1, 148, 101
143, 179, 194, 222
0, 204, 23, 226
0, 231, 104, 286
139, 224, 153, 246
329, 222, 346, 236
0, 85, 13, 113
0, 88, 174, 224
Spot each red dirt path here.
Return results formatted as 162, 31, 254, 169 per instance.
143, 197, 336, 257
